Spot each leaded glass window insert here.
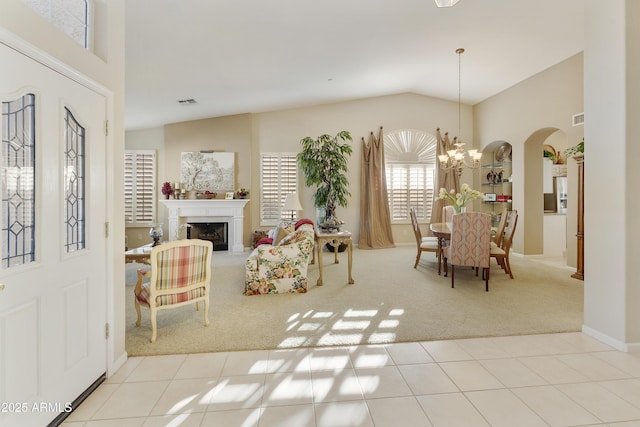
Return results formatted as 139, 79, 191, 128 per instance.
64, 108, 85, 253
1, 94, 36, 268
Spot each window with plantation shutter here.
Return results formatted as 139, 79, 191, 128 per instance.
384, 129, 437, 223
124, 150, 156, 226
260, 153, 298, 226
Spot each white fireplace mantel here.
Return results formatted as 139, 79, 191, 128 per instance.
159, 199, 250, 252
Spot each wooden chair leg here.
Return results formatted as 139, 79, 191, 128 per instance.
150, 307, 157, 343
414, 250, 421, 268
505, 257, 514, 279
135, 300, 142, 327
451, 265, 455, 288
134, 270, 145, 327
204, 297, 210, 326
484, 267, 490, 291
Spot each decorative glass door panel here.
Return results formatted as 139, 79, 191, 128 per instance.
1, 94, 36, 268
64, 108, 86, 253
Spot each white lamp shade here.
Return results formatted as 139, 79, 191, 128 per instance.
434, 0, 460, 7
283, 193, 303, 211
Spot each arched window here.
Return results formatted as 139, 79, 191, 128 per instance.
384, 129, 437, 223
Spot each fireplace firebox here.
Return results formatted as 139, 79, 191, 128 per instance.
187, 222, 228, 251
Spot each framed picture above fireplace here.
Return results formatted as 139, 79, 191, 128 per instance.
181, 151, 234, 191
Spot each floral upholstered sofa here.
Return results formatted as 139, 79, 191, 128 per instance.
245, 219, 315, 295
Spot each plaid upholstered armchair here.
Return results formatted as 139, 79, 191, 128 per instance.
134, 239, 213, 342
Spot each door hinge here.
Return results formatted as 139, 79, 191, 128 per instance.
105, 323, 110, 339
105, 222, 109, 238
105, 120, 109, 136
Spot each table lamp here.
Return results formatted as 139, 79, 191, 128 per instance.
282, 193, 303, 221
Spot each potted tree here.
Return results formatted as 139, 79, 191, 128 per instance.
297, 130, 353, 232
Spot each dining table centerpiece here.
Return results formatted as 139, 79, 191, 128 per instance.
438, 183, 485, 213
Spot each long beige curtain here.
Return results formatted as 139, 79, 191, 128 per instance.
359, 126, 395, 249
430, 128, 460, 224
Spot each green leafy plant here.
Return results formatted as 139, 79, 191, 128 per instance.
297, 131, 353, 222
564, 138, 584, 157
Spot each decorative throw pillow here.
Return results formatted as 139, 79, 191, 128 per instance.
295, 218, 314, 230
255, 237, 273, 248
274, 223, 293, 245
278, 229, 306, 246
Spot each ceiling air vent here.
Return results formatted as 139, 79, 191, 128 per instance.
572, 112, 584, 126
178, 98, 197, 105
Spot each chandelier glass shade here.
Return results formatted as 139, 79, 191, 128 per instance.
438, 47, 481, 176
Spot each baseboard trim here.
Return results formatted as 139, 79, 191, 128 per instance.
582, 325, 640, 353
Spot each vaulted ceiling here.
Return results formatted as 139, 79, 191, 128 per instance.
125, 0, 584, 130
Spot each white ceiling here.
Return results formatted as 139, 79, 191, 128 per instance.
125, 0, 584, 131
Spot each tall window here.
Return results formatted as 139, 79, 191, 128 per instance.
1, 94, 36, 268
21, 0, 93, 49
384, 129, 437, 223
124, 150, 156, 226
260, 153, 298, 226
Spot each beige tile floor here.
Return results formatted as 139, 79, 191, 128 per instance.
62, 332, 640, 427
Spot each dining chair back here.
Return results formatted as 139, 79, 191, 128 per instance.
410, 207, 439, 268
492, 207, 509, 248
134, 239, 213, 342
491, 210, 518, 279
443, 205, 456, 224
445, 212, 492, 291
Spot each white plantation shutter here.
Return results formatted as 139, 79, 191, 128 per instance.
261, 153, 298, 225
384, 129, 437, 223
124, 150, 156, 226
386, 164, 435, 221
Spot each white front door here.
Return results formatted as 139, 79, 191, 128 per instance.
0, 43, 107, 426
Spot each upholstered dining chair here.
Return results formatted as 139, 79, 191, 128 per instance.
410, 207, 439, 268
134, 239, 213, 343
443, 205, 456, 224
444, 212, 492, 291
491, 210, 518, 279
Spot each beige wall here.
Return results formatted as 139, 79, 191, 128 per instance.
474, 53, 584, 260
129, 93, 475, 247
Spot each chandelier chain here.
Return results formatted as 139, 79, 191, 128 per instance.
438, 47, 482, 176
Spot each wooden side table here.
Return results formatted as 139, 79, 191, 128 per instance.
125, 244, 153, 265
311, 229, 354, 286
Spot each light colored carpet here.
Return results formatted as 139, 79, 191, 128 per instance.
125, 245, 583, 356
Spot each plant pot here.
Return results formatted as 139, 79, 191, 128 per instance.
325, 242, 347, 252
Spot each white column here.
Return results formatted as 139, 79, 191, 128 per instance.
583, 0, 640, 351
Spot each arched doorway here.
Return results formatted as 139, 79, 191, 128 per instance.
523, 128, 569, 256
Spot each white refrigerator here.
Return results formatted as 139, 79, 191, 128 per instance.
554, 176, 568, 214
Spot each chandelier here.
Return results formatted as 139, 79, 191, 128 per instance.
438, 48, 482, 175
434, 0, 461, 7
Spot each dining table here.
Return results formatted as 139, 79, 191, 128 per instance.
429, 222, 451, 275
